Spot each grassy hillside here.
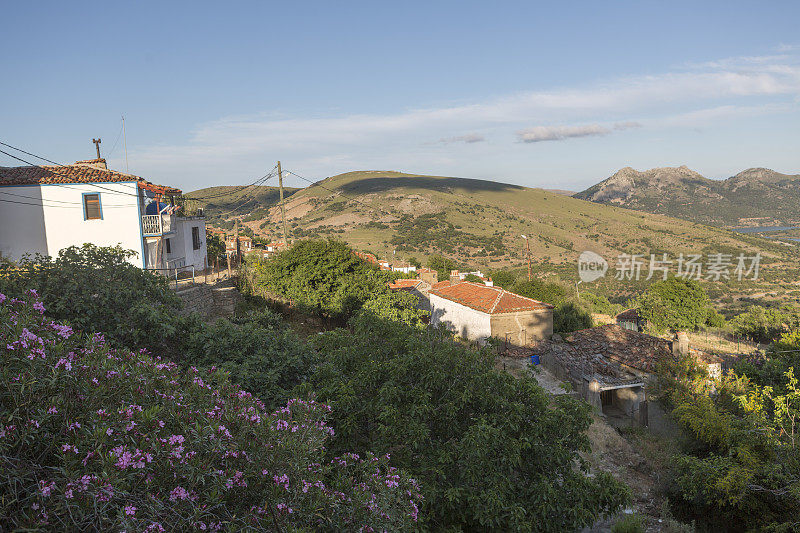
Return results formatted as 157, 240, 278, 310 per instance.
189, 170, 800, 308
184, 185, 300, 231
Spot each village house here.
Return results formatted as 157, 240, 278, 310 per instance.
0, 157, 207, 275
616, 308, 646, 332
428, 281, 553, 346
531, 324, 722, 421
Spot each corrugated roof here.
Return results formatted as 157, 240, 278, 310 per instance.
429, 281, 553, 314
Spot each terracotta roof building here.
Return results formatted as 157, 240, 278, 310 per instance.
428, 281, 553, 346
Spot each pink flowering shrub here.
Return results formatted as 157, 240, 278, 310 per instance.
0, 291, 422, 531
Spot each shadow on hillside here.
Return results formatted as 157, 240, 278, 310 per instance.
337, 176, 524, 195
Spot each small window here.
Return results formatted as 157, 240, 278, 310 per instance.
83, 193, 102, 220
165, 238, 172, 254
192, 227, 201, 250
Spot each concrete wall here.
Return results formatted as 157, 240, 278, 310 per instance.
0, 181, 144, 266
490, 309, 553, 346
429, 293, 491, 342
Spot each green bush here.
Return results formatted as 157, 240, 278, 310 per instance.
512, 279, 567, 306
0, 244, 185, 354
554, 302, 593, 334
302, 314, 630, 531
179, 309, 318, 409
0, 291, 422, 531
612, 513, 645, 533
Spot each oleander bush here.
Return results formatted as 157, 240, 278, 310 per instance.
0, 291, 422, 531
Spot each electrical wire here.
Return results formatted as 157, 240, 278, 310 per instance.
184, 165, 278, 201
282, 169, 394, 219
0, 189, 137, 208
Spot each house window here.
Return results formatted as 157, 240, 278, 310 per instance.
82, 193, 102, 220
192, 227, 201, 250
165, 238, 172, 254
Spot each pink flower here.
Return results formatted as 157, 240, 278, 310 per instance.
124, 505, 137, 516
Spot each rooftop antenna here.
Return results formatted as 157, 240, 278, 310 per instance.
122, 116, 129, 173
92, 138, 102, 159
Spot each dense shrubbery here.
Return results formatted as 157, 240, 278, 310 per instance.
0, 292, 422, 531
658, 355, 800, 531
302, 313, 630, 531
179, 310, 318, 409
0, 244, 185, 355
252, 239, 426, 327
730, 305, 800, 343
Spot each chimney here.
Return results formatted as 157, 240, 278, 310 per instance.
450, 270, 461, 283
672, 331, 689, 356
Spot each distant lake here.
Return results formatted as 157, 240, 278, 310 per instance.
732, 225, 800, 233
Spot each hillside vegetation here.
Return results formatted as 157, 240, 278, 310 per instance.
190, 170, 792, 267
575, 165, 800, 228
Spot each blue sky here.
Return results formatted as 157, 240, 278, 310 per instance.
2, 1, 799, 191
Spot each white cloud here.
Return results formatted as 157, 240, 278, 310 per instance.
437, 133, 485, 144
517, 124, 610, 143
127, 51, 800, 187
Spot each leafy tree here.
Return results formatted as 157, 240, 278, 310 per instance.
253, 239, 425, 326
488, 269, 518, 289
636, 277, 714, 332
554, 302, 593, 334
426, 254, 460, 281
205, 230, 226, 265
463, 273, 483, 283
302, 314, 630, 531
408, 256, 421, 268
512, 279, 567, 306
730, 305, 798, 343
0, 244, 184, 354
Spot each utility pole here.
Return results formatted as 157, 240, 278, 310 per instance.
277, 161, 289, 245
521, 235, 532, 281
122, 116, 129, 173
235, 219, 241, 266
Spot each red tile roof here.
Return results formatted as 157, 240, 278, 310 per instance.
0, 162, 180, 193
429, 281, 553, 314
388, 279, 422, 290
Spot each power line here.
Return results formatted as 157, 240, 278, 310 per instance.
106, 119, 125, 157
282, 169, 393, 219
0, 189, 136, 208
184, 165, 278, 201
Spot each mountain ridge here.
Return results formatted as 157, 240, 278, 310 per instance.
575, 166, 800, 227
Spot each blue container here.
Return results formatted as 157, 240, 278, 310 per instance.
530, 355, 541, 365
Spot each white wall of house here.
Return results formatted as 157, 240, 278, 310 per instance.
175, 217, 207, 271
429, 293, 492, 342
0, 181, 145, 266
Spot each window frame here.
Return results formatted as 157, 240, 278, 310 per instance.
82, 192, 103, 220
165, 238, 172, 254
192, 226, 201, 250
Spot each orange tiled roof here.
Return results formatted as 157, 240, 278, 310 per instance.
429, 281, 553, 314
388, 279, 422, 290
0, 162, 180, 193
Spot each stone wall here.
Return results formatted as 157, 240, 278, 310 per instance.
176, 281, 242, 320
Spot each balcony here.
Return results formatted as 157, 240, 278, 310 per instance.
141, 214, 175, 236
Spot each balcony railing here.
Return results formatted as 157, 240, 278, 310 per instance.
141, 214, 175, 236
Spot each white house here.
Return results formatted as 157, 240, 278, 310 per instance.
428, 281, 553, 346
0, 157, 207, 275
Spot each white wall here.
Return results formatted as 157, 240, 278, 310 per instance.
429, 293, 492, 342
176, 217, 207, 271
0, 185, 49, 260
0, 181, 145, 266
